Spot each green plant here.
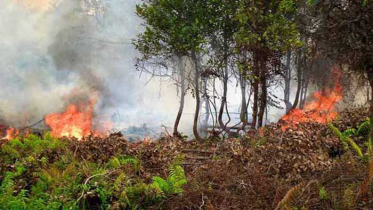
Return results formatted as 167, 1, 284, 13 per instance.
151, 162, 187, 196
122, 158, 187, 208
328, 123, 363, 158
319, 186, 329, 200
0, 134, 188, 209
357, 117, 370, 137
108, 156, 140, 172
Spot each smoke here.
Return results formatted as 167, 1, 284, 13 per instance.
0, 0, 187, 131
2, 0, 319, 135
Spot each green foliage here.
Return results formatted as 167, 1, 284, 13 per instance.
151, 162, 187, 196
328, 123, 363, 158
134, 0, 211, 57
328, 123, 349, 151
123, 158, 187, 208
235, 0, 302, 52
0, 135, 187, 209
357, 118, 370, 137
108, 156, 140, 172
318, 186, 329, 200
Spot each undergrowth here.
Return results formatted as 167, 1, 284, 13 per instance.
0, 133, 186, 209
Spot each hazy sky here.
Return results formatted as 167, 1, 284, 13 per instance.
0, 0, 287, 136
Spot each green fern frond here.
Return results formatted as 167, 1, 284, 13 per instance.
329, 123, 349, 151
357, 118, 370, 136
1, 144, 21, 159
9, 139, 25, 149
109, 156, 140, 172
152, 176, 169, 194
114, 173, 126, 191
108, 157, 122, 169
343, 129, 357, 137
346, 138, 363, 158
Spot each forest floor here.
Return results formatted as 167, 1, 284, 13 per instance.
0, 107, 372, 209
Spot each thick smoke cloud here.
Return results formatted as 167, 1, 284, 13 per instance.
0, 0, 184, 130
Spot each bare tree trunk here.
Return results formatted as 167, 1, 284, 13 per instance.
284, 50, 292, 113
367, 85, 370, 104
240, 72, 248, 127
203, 77, 210, 130
192, 52, 203, 141
300, 74, 309, 108
368, 72, 373, 152
258, 60, 267, 127
370, 86, 373, 152
251, 52, 259, 129
173, 56, 185, 137
218, 36, 229, 130
212, 78, 219, 126
290, 49, 303, 112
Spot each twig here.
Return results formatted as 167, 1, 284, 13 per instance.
199, 194, 205, 210
20, 118, 45, 131
74, 170, 117, 207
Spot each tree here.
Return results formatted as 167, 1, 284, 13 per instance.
234, 0, 302, 127
135, 0, 211, 140
307, 0, 373, 150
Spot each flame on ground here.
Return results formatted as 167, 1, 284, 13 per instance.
45, 98, 97, 139
281, 68, 343, 130
5, 127, 19, 140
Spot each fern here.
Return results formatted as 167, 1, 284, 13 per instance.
357, 118, 370, 136
119, 156, 140, 172
346, 138, 363, 158
122, 160, 187, 208
151, 176, 169, 195
167, 164, 187, 194
108, 156, 140, 172
343, 128, 356, 137
275, 182, 305, 210
108, 157, 122, 169
114, 173, 127, 191
329, 123, 364, 158
328, 124, 349, 151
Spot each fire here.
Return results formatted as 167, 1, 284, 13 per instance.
45, 99, 96, 139
5, 127, 19, 140
281, 68, 343, 130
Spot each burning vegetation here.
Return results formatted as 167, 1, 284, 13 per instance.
2, 0, 373, 209
281, 68, 344, 130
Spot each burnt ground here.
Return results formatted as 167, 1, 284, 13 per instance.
0, 107, 372, 209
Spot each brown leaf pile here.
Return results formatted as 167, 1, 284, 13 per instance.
246, 122, 339, 182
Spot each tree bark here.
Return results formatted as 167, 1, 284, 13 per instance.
192, 52, 203, 141
173, 56, 185, 137
284, 50, 292, 113
300, 74, 309, 109
251, 51, 260, 129
258, 59, 267, 127
203, 77, 210, 130
240, 72, 248, 127
218, 33, 229, 130
290, 49, 303, 112
368, 72, 373, 152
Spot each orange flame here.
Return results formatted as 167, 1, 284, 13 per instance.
281, 68, 343, 130
45, 99, 96, 139
5, 127, 19, 140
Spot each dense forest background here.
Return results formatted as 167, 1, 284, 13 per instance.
133, 0, 373, 141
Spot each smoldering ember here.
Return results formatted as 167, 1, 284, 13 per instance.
1, 0, 373, 209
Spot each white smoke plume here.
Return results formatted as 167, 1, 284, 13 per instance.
0, 0, 189, 132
